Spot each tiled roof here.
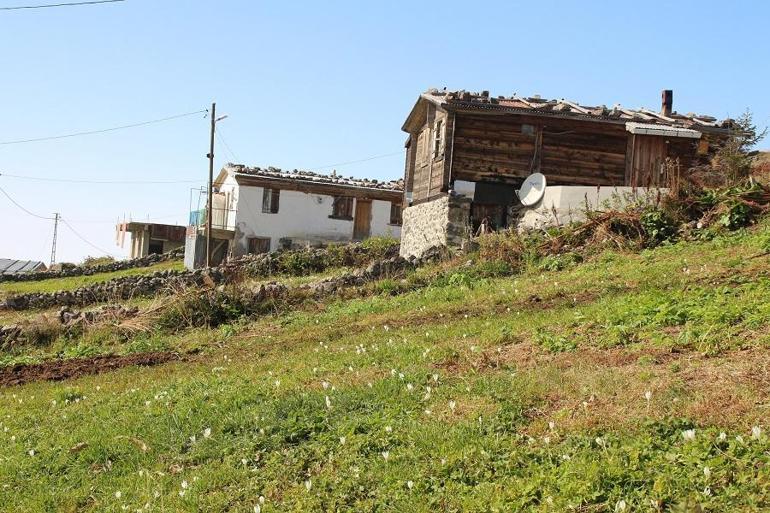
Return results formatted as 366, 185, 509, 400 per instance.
420, 89, 733, 130
0, 259, 46, 275
226, 164, 404, 192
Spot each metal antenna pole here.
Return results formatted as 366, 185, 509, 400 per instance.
50, 212, 60, 266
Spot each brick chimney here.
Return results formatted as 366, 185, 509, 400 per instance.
661, 89, 673, 117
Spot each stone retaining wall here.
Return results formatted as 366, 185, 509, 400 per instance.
1, 268, 225, 311
0, 248, 184, 283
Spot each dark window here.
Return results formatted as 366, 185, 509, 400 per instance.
433, 119, 443, 157
262, 188, 280, 214
389, 202, 402, 225
148, 239, 164, 255
248, 237, 271, 254
331, 196, 354, 219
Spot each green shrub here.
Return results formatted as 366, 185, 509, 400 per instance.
534, 331, 577, 353
640, 208, 677, 245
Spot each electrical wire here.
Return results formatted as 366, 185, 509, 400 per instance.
60, 218, 117, 257
307, 150, 404, 171
0, 0, 124, 10
0, 185, 55, 219
0, 109, 207, 146
0, 172, 202, 185
215, 127, 239, 163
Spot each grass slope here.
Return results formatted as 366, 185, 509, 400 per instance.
2, 228, 770, 511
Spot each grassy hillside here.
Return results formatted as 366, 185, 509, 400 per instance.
1, 221, 770, 511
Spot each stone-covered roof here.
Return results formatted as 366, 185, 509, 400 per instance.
416, 88, 733, 131
225, 164, 404, 192
0, 259, 47, 275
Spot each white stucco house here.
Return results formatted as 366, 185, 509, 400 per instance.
185, 164, 404, 266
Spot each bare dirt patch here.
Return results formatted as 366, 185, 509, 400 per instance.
0, 351, 184, 387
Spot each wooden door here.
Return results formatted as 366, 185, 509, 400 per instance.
628, 135, 668, 187
353, 200, 372, 240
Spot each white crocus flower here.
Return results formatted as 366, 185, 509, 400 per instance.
682, 429, 696, 442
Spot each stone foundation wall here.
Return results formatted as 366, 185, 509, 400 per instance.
399, 195, 471, 258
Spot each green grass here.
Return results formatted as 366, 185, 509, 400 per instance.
0, 260, 185, 299
2, 228, 770, 511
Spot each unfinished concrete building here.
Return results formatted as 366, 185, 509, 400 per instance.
116, 222, 186, 259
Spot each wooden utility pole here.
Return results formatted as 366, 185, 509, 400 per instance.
206, 102, 215, 268
50, 212, 59, 267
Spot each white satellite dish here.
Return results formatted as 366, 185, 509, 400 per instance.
518, 172, 546, 207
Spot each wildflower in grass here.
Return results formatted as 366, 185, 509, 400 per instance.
644, 390, 652, 401
203, 428, 212, 439
339, 436, 346, 445
115, 491, 122, 499
381, 450, 390, 460
543, 436, 551, 445
398, 373, 405, 380
407, 480, 414, 490
432, 373, 439, 382
241, 458, 248, 466
752, 426, 762, 439
703, 487, 712, 496
325, 396, 332, 409
274, 380, 280, 388
595, 437, 605, 448
718, 432, 727, 442
548, 421, 555, 431
254, 505, 261, 513
682, 429, 696, 442
28, 449, 34, 456
390, 369, 396, 376
304, 479, 312, 491
614, 499, 627, 512
384, 325, 390, 332
181, 480, 189, 490
424, 409, 432, 415
189, 435, 196, 444
259, 496, 265, 504
406, 383, 414, 392
449, 400, 456, 413
703, 466, 711, 479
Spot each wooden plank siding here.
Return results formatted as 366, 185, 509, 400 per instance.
402, 103, 716, 197
451, 113, 628, 186
409, 105, 448, 202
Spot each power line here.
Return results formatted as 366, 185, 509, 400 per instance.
0, 172, 202, 185
0, 109, 207, 146
0, 0, 124, 10
60, 218, 117, 257
214, 127, 239, 163
308, 150, 404, 171
0, 185, 54, 219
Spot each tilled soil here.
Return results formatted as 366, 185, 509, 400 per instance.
0, 351, 184, 387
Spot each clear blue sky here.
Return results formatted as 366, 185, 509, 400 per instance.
1, 0, 767, 263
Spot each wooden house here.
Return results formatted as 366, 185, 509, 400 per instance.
399, 88, 733, 256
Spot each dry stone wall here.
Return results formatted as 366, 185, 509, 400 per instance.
1, 268, 225, 311
0, 248, 184, 283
